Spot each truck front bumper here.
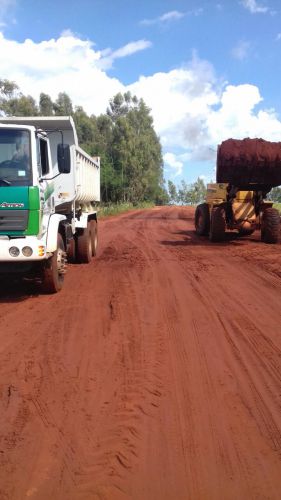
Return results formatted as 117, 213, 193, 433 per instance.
0, 235, 48, 262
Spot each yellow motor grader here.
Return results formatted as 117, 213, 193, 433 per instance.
195, 138, 281, 243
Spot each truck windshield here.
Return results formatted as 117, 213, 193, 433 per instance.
0, 129, 32, 186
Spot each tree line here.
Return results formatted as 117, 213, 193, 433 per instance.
168, 178, 207, 205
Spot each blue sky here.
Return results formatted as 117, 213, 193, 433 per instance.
1, 0, 281, 185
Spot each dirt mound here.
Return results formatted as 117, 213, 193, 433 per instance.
217, 138, 281, 188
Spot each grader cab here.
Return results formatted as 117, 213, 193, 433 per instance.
195, 138, 281, 243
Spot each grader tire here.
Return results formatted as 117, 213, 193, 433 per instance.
209, 206, 226, 242
77, 223, 92, 263
195, 203, 210, 236
261, 208, 280, 244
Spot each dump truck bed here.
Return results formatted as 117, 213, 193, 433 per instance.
216, 138, 281, 189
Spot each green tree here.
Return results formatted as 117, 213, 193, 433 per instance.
105, 92, 163, 204
154, 184, 169, 205
168, 180, 178, 204
73, 106, 97, 153
177, 180, 189, 205
107, 92, 130, 121
1, 95, 38, 116
188, 177, 207, 204
0, 79, 38, 116
39, 93, 54, 115
0, 78, 18, 98
269, 187, 281, 202
54, 92, 73, 116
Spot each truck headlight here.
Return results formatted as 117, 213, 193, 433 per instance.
22, 246, 33, 257
9, 246, 20, 257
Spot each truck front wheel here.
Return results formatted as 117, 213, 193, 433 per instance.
261, 208, 280, 244
41, 233, 67, 293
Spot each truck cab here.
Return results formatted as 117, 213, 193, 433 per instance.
0, 117, 100, 292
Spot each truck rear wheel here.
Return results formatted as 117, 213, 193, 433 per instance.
67, 237, 76, 263
90, 220, 98, 256
261, 208, 280, 244
209, 206, 226, 242
41, 233, 67, 293
77, 223, 92, 263
195, 203, 210, 235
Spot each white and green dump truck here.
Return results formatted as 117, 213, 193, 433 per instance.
0, 116, 100, 293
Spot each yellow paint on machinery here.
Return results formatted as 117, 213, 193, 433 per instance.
206, 183, 228, 203
232, 201, 256, 223
232, 191, 256, 224
206, 183, 256, 227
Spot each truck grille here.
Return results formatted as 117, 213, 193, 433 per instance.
0, 210, 28, 231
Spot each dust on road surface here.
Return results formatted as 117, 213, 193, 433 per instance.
0, 206, 281, 500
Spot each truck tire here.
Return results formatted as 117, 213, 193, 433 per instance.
209, 206, 226, 242
90, 220, 98, 256
195, 203, 210, 236
41, 233, 67, 293
261, 208, 280, 244
77, 223, 92, 263
67, 237, 76, 263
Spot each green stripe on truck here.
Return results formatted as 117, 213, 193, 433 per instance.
24, 187, 41, 235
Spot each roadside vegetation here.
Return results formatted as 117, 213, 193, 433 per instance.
273, 203, 281, 212
167, 178, 207, 205
99, 201, 154, 218
270, 187, 281, 212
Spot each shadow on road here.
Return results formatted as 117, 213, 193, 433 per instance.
0, 277, 40, 303
160, 230, 261, 248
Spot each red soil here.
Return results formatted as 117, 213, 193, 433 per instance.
217, 138, 281, 187
0, 206, 281, 499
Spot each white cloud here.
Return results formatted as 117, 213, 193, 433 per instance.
206, 84, 281, 143
231, 40, 251, 60
0, 32, 281, 181
276, 33, 281, 41
240, 0, 268, 13
140, 8, 203, 26
0, 32, 153, 114
140, 10, 185, 26
99, 40, 152, 69
163, 153, 183, 176
129, 53, 219, 149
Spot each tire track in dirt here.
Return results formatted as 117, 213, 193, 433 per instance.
0, 206, 281, 499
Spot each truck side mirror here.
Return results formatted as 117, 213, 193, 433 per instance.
57, 144, 71, 174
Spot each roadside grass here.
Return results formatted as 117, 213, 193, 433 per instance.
98, 201, 154, 218
273, 203, 281, 213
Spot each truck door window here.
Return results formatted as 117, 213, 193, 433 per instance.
40, 139, 49, 175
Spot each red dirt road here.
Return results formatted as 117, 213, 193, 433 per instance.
0, 206, 281, 500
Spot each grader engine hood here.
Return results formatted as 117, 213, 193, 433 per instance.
0, 186, 40, 236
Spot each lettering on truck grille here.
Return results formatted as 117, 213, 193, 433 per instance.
0, 202, 25, 208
